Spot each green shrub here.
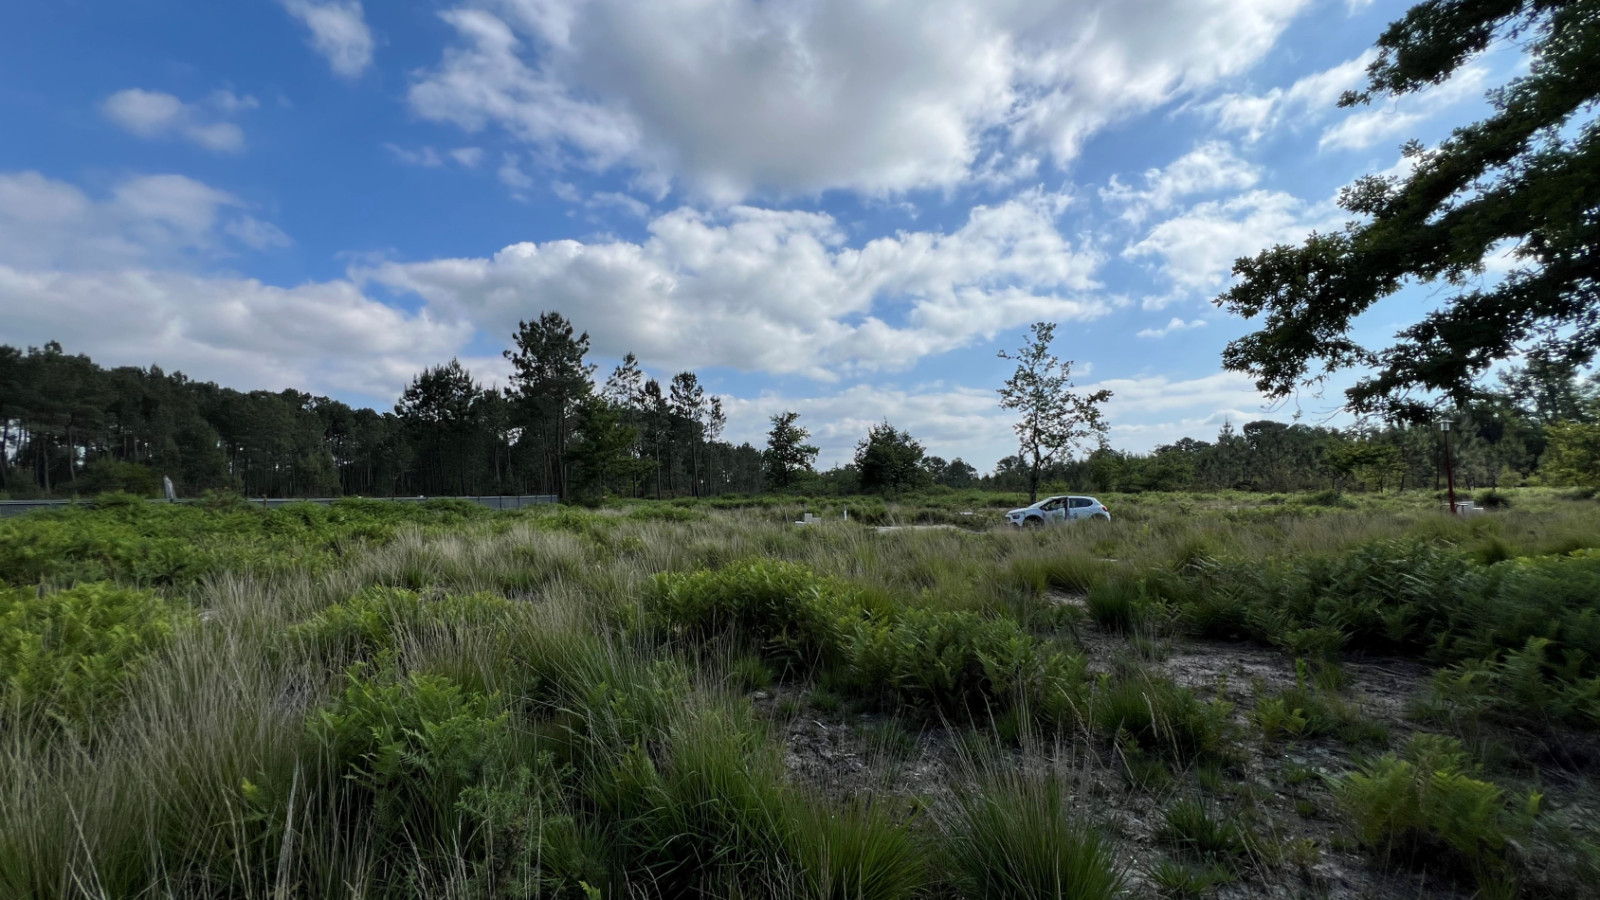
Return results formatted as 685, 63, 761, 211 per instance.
308, 667, 512, 847
650, 560, 874, 672
1426, 637, 1600, 730
1147, 858, 1233, 897
849, 607, 1084, 718
0, 582, 190, 722
1330, 733, 1540, 887
593, 704, 795, 895
944, 769, 1123, 900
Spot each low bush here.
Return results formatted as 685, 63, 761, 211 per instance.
850, 607, 1085, 718
0, 582, 191, 723
1330, 733, 1540, 888
652, 561, 1088, 722
1426, 636, 1600, 730
649, 560, 874, 672
307, 666, 513, 851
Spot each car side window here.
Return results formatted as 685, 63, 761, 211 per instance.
1040, 499, 1060, 511
1069, 498, 1091, 509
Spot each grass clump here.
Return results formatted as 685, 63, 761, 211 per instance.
1090, 669, 1236, 764
1085, 577, 1142, 633
1159, 797, 1255, 865
943, 768, 1124, 900
0, 582, 191, 724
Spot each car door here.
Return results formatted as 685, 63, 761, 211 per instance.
1067, 497, 1092, 520
1040, 498, 1066, 523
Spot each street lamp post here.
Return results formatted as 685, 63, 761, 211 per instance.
1440, 419, 1457, 515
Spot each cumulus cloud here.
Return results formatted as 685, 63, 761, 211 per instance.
1203, 51, 1374, 142
0, 171, 457, 402
101, 88, 256, 152
1124, 188, 1342, 305
1136, 317, 1207, 338
406, 0, 1309, 201
0, 171, 287, 270
0, 268, 467, 400
361, 190, 1106, 379
1100, 142, 1258, 224
281, 0, 375, 78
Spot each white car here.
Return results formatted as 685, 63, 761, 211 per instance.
1005, 495, 1111, 527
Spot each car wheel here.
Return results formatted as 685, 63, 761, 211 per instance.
1023, 516, 1043, 528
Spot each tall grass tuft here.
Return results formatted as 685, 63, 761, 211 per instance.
943, 766, 1123, 900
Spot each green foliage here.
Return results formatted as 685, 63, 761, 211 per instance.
1160, 797, 1255, 865
0, 496, 493, 587
854, 422, 929, 495
795, 797, 927, 900
286, 586, 511, 659
1091, 670, 1235, 763
649, 560, 871, 672
652, 560, 1087, 722
0, 582, 189, 723
1254, 659, 1378, 743
944, 768, 1124, 900
1331, 733, 1541, 887
1217, 0, 1600, 417
850, 606, 1085, 719
1085, 577, 1142, 633
1147, 858, 1233, 898
1427, 636, 1600, 730
1543, 422, 1600, 488
308, 667, 512, 843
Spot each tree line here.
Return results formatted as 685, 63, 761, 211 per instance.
4, 323, 1595, 502
0, 315, 765, 501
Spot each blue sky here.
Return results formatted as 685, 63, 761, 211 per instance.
0, 0, 1513, 468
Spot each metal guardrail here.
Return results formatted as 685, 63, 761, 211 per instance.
0, 495, 560, 519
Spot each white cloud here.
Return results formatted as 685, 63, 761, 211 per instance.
101, 88, 256, 152
1125, 188, 1341, 304
497, 154, 535, 191
361, 189, 1106, 379
386, 144, 445, 167
0, 267, 466, 401
281, 0, 375, 78
0, 171, 286, 270
1100, 142, 1258, 224
0, 171, 454, 403
1318, 64, 1489, 151
1203, 51, 1374, 142
407, 0, 1310, 201
1136, 317, 1207, 338
450, 147, 486, 167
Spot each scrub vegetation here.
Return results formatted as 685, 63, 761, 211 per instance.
4, 489, 1600, 899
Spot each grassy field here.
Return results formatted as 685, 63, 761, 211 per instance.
3, 489, 1599, 899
